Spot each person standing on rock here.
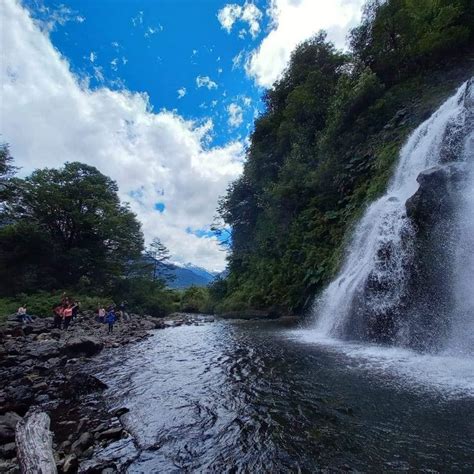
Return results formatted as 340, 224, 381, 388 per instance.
62, 303, 74, 331
106, 308, 116, 334
53, 303, 63, 329
71, 300, 80, 320
98, 306, 106, 323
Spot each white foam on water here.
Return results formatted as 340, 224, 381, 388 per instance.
290, 329, 474, 398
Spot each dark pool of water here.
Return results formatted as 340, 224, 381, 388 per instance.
91, 320, 474, 473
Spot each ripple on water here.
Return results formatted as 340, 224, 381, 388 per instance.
90, 322, 474, 472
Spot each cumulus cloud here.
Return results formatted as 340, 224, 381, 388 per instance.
196, 75, 218, 90
227, 103, 244, 128
0, 0, 244, 271
217, 2, 262, 39
246, 0, 364, 88
177, 87, 187, 99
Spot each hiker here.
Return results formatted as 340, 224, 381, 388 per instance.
62, 303, 74, 330
106, 308, 116, 334
98, 306, 106, 323
71, 301, 80, 320
17, 305, 33, 324
53, 303, 63, 329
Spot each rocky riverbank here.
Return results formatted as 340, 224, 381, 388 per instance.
0, 311, 214, 473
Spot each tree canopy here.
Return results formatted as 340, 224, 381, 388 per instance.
215, 0, 474, 314
0, 160, 143, 295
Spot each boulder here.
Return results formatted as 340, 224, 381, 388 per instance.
28, 340, 63, 360
59, 373, 107, 400
406, 163, 468, 229
62, 337, 104, 357
0, 412, 22, 442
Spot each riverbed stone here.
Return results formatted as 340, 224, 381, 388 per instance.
97, 427, 123, 441
0, 442, 16, 459
63, 336, 104, 357
62, 453, 78, 473
71, 431, 94, 455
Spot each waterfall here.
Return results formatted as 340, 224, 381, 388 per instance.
312, 79, 474, 356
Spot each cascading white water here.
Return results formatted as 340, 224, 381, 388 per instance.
312, 79, 474, 356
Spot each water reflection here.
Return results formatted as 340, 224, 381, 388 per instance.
94, 321, 474, 472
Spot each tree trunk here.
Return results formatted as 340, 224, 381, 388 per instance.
15, 408, 57, 474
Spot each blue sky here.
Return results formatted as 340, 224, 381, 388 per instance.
24, 0, 268, 146
1, 0, 363, 270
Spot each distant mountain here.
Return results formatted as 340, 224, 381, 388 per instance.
135, 256, 220, 289
166, 263, 218, 289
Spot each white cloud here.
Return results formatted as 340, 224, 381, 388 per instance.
177, 87, 187, 99
240, 2, 262, 38
89, 51, 96, 63
131, 10, 143, 27
242, 96, 252, 107
217, 4, 242, 32
144, 25, 163, 38
0, 0, 244, 271
227, 103, 244, 128
34, 3, 85, 32
196, 75, 218, 90
217, 2, 262, 39
110, 58, 118, 71
232, 50, 246, 70
246, 0, 364, 87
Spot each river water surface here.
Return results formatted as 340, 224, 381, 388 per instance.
92, 319, 474, 473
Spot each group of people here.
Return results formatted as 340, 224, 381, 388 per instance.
52, 296, 80, 330
16, 294, 126, 335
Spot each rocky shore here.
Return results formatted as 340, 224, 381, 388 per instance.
0, 311, 214, 473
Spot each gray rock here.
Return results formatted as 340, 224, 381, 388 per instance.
71, 431, 93, 455
63, 336, 104, 357
0, 412, 21, 442
406, 163, 468, 229
0, 442, 16, 459
27, 340, 62, 360
62, 453, 78, 473
97, 427, 123, 441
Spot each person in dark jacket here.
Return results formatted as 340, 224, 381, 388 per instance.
53, 303, 63, 329
106, 309, 116, 334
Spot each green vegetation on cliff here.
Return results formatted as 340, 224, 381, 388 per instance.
215, 0, 474, 314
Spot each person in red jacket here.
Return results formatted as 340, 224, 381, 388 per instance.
62, 303, 74, 331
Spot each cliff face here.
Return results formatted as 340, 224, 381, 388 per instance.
216, 1, 474, 314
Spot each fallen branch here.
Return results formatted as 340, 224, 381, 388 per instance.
15, 407, 57, 474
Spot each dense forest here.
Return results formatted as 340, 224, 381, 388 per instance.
0, 147, 215, 318
214, 0, 474, 314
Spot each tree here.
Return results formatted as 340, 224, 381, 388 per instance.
0, 162, 144, 294
144, 237, 174, 282
0, 143, 17, 218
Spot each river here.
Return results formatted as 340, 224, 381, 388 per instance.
89, 319, 474, 473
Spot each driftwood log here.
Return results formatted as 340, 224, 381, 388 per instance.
15, 407, 57, 474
